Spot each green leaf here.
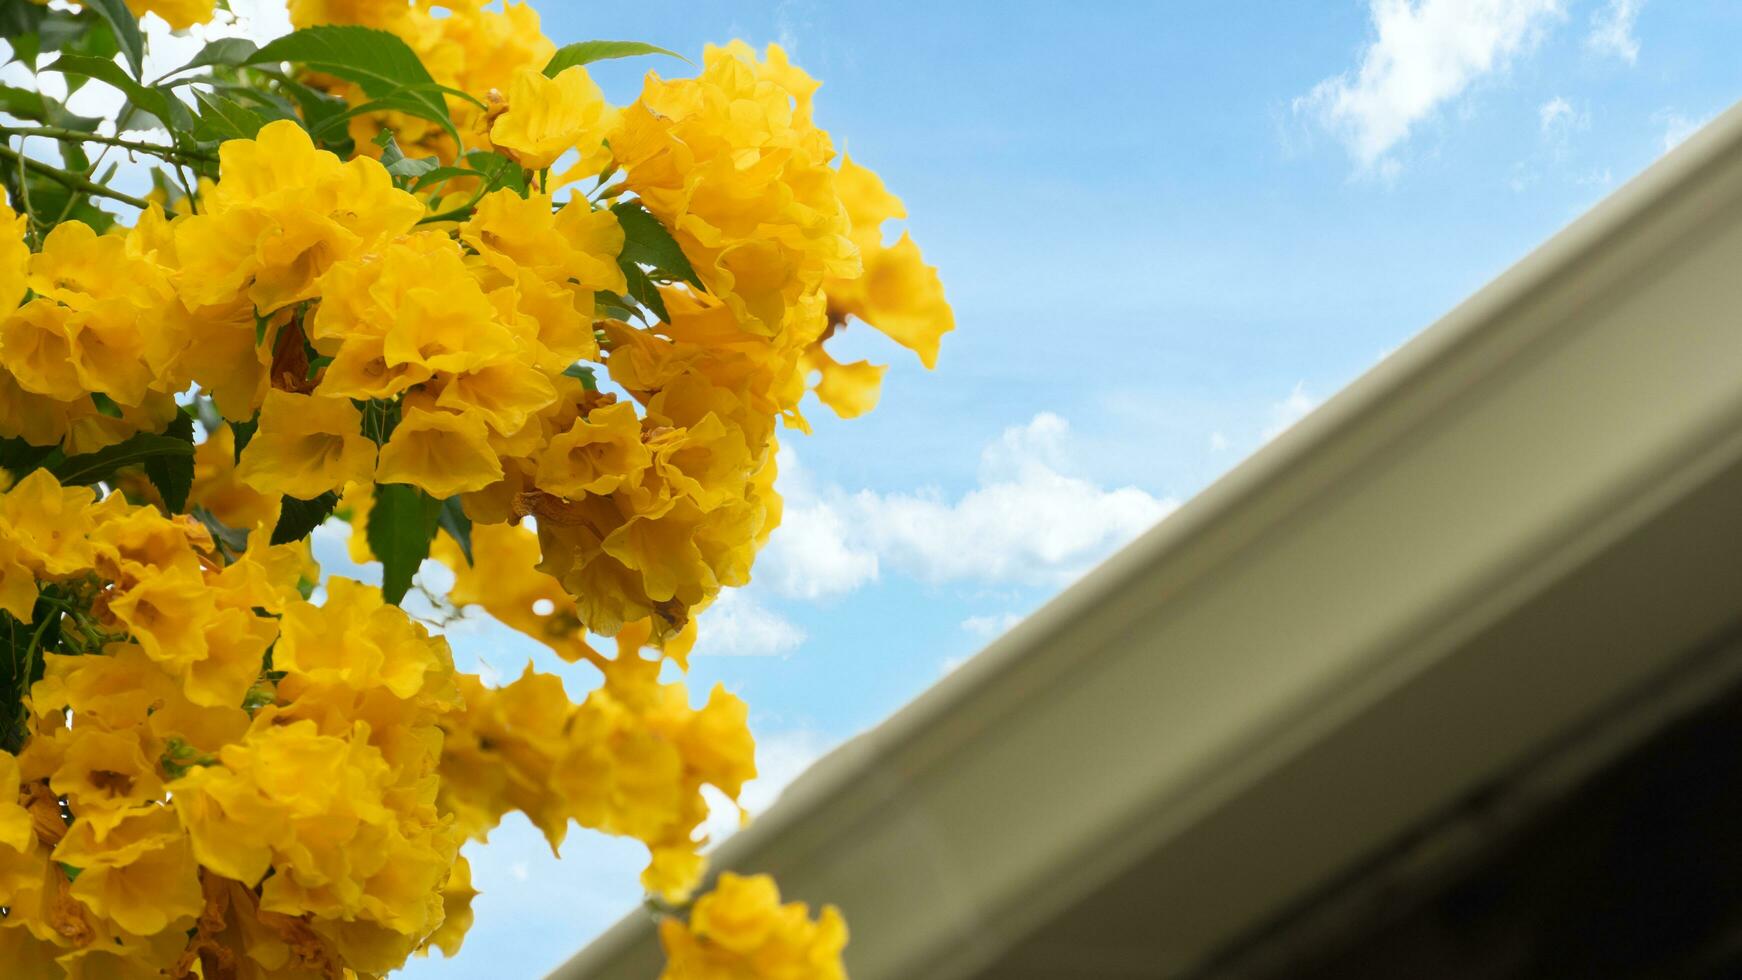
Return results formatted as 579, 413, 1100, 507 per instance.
611, 200, 703, 289
0, 437, 61, 477
0, 84, 101, 131
542, 40, 687, 77
248, 26, 457, 144
271, 491, 340, 545
50, 432, 195, 487
463, 150, 527, 194
618, 260, 671, 323
143, 411, 196, 513
436, 497, 474, 566
81, 0, 142, 77
562, 363, 599, 390
168, 37, 258, 76
45, 54, 191, 132
0, 601, 60, 753
367, 483, 439, 605
594, 292, 638, 323
193, 90, 268, 142
229, 415, 259, 462
190, 504, 250, 559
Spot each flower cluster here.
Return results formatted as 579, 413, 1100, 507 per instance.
659, 873, 848, 980
0, 0, 951, 974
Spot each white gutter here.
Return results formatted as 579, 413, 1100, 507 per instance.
552, 99, 1742, 979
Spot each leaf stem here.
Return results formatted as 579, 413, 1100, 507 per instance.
0, 144, 151, 210
0, 125, 216, 163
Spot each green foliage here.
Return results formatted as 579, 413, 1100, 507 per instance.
248, 26, 459, 144
80, 0, 144, 76
45, 53, 192, 131
367, 483, 441, 605
49, 430, 195, 488
272, 491, 341, 546
543, 40, 687, 76
613, 199, 704, 289
437, 498, 474, 566
143, 410, 197, 512
193, 90, 270, 142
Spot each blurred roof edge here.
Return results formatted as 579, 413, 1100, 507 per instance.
552, 98, 1742, 979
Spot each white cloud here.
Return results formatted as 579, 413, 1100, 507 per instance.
758, 493, 879, 599
1209, 431, 1231, 453
1538, 96, 1573, 133
758, 414, 1175, 596
961, 612, 1023, 639
690, 589, 806, 658
1296, 0, 1564, 173
1262, 382, 1322, 441
1587, 0, 1644, 64
1659, 110, 1712, 154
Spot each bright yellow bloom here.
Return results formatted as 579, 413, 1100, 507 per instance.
0, 469, 98, 577
490, 66, 617, 173
235, 390, 377, 499
175, 120, 422, 315
0, 299, 87, 401
52, 804, 203, 936
535, 400, 650, 497
611, 43, 858, 338
49, 727, 166, 833
0, 198, 26, 313
461, 189, 627, 293
375, 407, 504, 498
118, 0, 217, 29
107, 565, 216, 669
313, 232, 517, 399
658, 873, 848, 980
0, 750, 32, 854
428, 359, 559, 438
189, 422, 282, 531
275, 577, 448, 700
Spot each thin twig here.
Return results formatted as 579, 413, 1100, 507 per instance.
0, 144, 150, 210
0, 125, 215, 163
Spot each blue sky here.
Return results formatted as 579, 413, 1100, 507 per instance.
405, 1, 1742, 976
29, 0, 1739, 975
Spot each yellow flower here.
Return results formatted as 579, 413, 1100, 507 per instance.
0, 531, 37, 623
119, 0, 217, 30
0, 469, 98, 577
490, 65, 617, 173
823, 154, 954, 367
183, 606, 278, 709
275, 577, 448, 700
429, 360, 559, 437
610, 43, 858, 337
175, 120, 422, 315
375, 407, 504, 498
49, 728, 166, 833
658, 873, 848, 980
0, 299, 87, 401
31, 644, 174, 731
106, 565, 216, 669
189, 422, 281, 531
0, 198, 26, 313
52, 804, 203, 936
313, 232, 517, 397
535, 400, 650, 497
422, 854, 478, 957
460, 189, 627, 293
803, 344, 885, 420
235, 390, 377, 499
0, 750, 33, 854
